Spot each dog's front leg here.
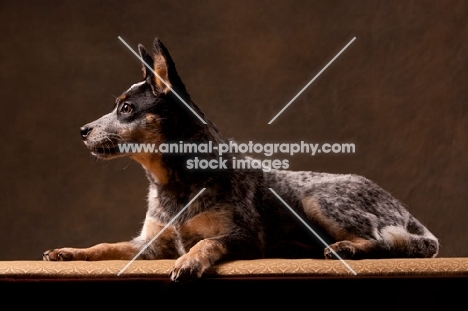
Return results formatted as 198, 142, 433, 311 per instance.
43, 220, 179, 261
170, 238, 226, 282
43, 241, 139, 261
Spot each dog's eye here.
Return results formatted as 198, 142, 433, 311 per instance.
120, 103, 133, 114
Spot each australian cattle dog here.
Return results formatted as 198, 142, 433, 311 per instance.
43, 37, 439, 282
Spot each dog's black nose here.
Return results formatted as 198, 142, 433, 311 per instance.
80, 126, 92, 140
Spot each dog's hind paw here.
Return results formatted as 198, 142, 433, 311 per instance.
324, 241, 356, 259
42, 248, 86, 261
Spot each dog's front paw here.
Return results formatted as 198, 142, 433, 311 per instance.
170, 254, 205, 282
42, 248, 86, 261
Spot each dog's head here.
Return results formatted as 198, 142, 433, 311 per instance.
80, 38, 203, 163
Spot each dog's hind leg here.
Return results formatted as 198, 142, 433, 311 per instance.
324, 238, 379, 259
323, 226, 439, 259
301, 196, 380, 259
301, 196, 439, 259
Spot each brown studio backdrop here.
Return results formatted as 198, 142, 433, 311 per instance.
0, 0, 466, 260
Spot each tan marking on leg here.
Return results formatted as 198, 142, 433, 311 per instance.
325, 238, 378, 259
347, 237, 376, 251
303, 197, 379, 258
43, 241, 139, 261
186, 239, 227, 265
302, 197, 356, 241
180, 209, 234, 239
83, 242, 139, 260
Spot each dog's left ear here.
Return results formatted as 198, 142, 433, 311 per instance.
138, 41, 171, 94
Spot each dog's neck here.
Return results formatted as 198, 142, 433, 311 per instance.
133, 112, 236, 189
131, 154, 168, 185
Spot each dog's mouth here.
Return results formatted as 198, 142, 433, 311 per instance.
89, 144, 121, 158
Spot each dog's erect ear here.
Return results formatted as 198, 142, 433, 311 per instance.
138, 44, 153, 80
138, 42, 171, 94
138, 38, 187, 96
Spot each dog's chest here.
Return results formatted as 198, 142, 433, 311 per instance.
147, 187, 236, 253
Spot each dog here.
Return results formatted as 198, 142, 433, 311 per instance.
43, 37, 439, 282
